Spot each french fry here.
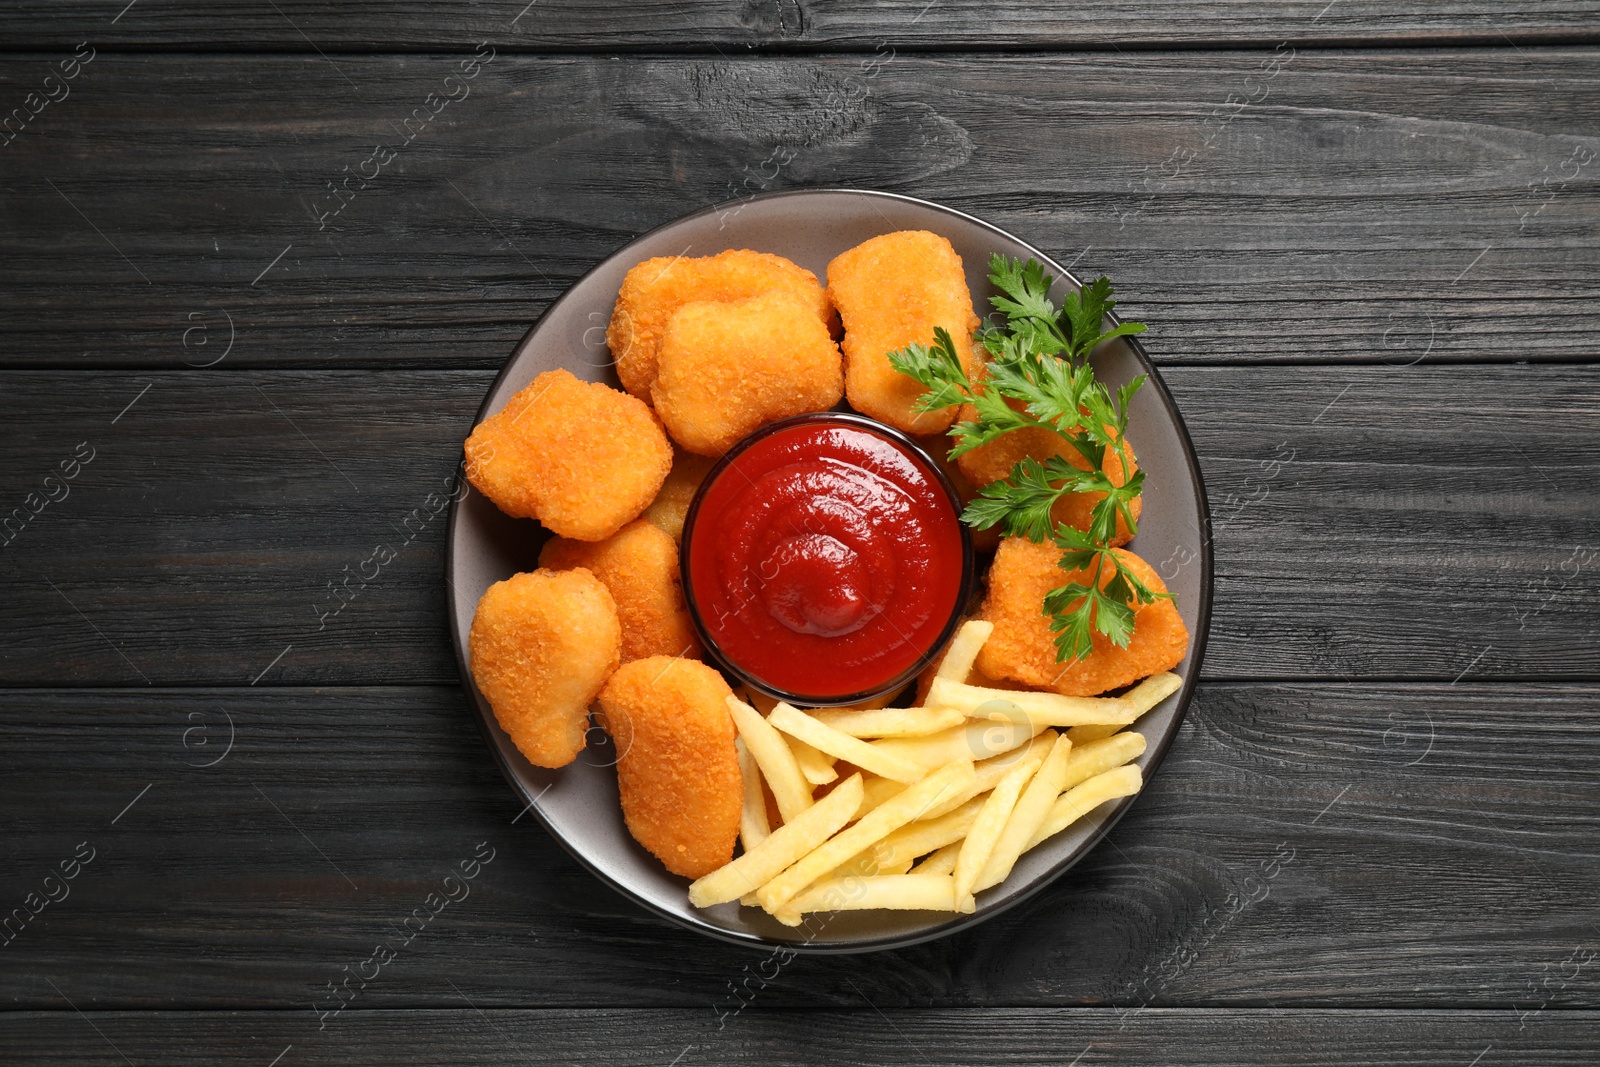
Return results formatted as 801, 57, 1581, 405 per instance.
855, 773, 907, 818
1065, 673, 1180, 744
769, 703, 928, 785
1026, 764, 1143, 851
812, 705, 965, 738
772, 873, 959, 925
855, 731, 1055, 822
973, 733, 1074, 892
920, 742, 1050, 821
726, 696, 812, 823
929, 676, 1136, 727
935, 620, 994, 681
1122, 672, 1182, 716
1062, 732, 1146, 793
867, 796, 986, 869
734, 737, 769, 851
1064, 722, 1123, 745
787, 735, 839, 786
870, 717, 1045, 771
820, 842, 914, 883
699, 673, 1160, 921
756, 759, 975, 913
688, 774, 864, 908
910, 841, 962, 876
975, 730, 1055, 783
826, 787, 990, 886
954, 756, 1041, 911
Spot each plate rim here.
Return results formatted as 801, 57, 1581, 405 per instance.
443, 186, 1214, 955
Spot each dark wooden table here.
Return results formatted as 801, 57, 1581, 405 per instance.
3, 4, 1597, 1064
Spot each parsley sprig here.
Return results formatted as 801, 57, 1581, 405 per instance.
888, 254, 1170, 663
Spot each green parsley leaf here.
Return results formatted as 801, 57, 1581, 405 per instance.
1060, 275, 1149, 359
960, 456, 1105, 542
1042, 581, 1097, 662
891, 253, 1161, 662
987, 253, 1058, 325
1090, 588, 1138, 647
1048, 522, 1101, 572
886, 326, 971, 412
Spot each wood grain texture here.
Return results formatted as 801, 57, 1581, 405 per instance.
3, 1008, 1598, 1065
1, 52, 1597, 369
1, 365, 1594, 687
4, 1, 1600, 51
0, 683, 1594, 1010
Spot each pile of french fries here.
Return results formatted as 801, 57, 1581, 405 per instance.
689, 620, 1181, 926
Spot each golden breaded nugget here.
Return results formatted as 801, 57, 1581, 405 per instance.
643, 448, 716, 543
608, 249, 834, 401
468, 568, 621, 769
539, 519, 702, 664
464, 369, 672, 541
598, 657, 742, 879
976, 537, 1189, 697
651, 290, 844, 456
827, 231, 981, 435
953, 383, 1142, 547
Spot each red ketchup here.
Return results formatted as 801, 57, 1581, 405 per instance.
682, 413, 971, 704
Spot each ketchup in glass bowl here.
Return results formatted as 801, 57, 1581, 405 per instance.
681, 412, 974, 706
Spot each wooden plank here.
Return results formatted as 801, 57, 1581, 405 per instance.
1, 51, 1597, 369
4, 2, 1600, 51
2, 1008, 1598, 1065
0, 365, 1593, 686
0, 683, 1594, 1009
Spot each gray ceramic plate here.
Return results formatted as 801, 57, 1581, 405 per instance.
445, 189, 1212, 953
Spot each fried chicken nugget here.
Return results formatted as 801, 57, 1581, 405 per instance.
651, 290, 844, 456
644, 448, 716, 543
539, 519, 702, 664
597, 656, 742, 879
469, 568, 621, 769
953, 388, 1142, 547
464, 369, 672, 541
976, 537, 1189, 697
608, 249, 834, 402
827, 230, 981, 435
